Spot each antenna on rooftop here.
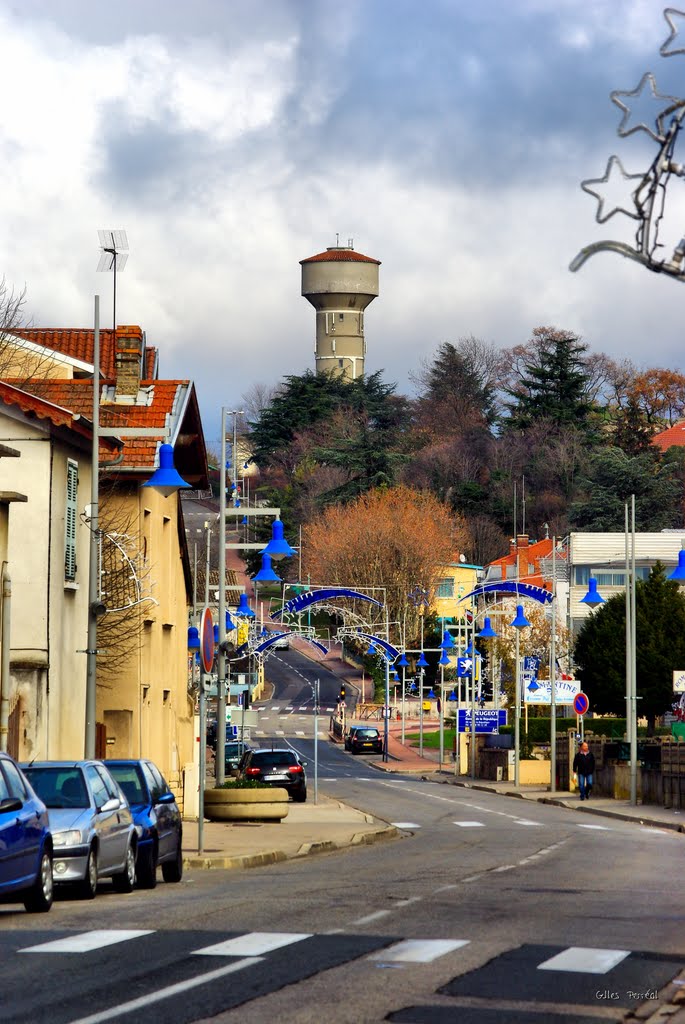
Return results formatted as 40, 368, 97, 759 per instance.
97, 230, 129, 331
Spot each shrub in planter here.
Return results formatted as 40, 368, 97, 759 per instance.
203, 780, 289, 822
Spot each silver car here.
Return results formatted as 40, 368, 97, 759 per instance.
21, 761, 137, 899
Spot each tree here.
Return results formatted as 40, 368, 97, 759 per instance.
574, 565, 685, 731
568, 447, 685, 531
301, 486, 467, 650
504, 327, 594, 431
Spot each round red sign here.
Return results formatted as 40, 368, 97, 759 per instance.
573, 691, 589, 716
200, 606, 214, 674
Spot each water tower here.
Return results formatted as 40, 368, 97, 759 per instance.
300, 240, 380, 380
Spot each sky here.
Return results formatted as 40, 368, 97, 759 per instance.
3, 0, 685, 445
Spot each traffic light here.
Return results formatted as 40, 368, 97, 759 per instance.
339, 684, 346, 703
244, 686, 251, 710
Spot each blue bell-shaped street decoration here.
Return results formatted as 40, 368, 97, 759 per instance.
262, 519, 296, 561
439, 651, 450, 666
143, 444, 191, 498
416, 651, 428, 668
670, 549, 685, 581
187, 625, 200, 650
580, 578, 604, 606
253, 552, 280, 583
213, 624, 220, 644
235, 593, 255, 618
427, 688, 436, 699
440, 630, 454, 650
366, 641, 377, 656
510, 604, 532, 629
448, 689, 457, 701
396, 653, 409, 668
478, 616, 498, 639
225, 610, 236, 632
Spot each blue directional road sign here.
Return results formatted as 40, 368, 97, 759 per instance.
457, 709, 507, 733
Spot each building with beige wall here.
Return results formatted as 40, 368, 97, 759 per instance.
8, 326, 208, 793
300, 243, 380, 380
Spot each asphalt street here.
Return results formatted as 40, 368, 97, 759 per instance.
1, 652, 683, 1023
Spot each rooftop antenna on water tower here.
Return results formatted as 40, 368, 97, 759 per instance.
97, 230, 129, 331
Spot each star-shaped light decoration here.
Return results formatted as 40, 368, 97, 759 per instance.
610, 72, 681, 142
661, 7, 685, 57
580, 155, 644, 223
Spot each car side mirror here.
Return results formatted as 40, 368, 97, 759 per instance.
99, 797, 120, 813
299, 760, 308, 767
158, 792, 175, 805
0, 796, 22, 813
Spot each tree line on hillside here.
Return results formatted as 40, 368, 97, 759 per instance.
241, 326, 685, 569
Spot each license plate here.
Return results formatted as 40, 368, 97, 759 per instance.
264, 774, 286, 781
362, 743, 372, 747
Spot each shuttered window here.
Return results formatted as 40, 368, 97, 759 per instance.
64, 460, 78, 581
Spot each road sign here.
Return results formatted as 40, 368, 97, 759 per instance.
200, 607, 214, 674
457, 709, 507, 733
673, 671, 685, 693
525, 678, 580, 705
573, 691, 589, 716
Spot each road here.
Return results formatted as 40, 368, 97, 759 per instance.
1, 652, 683, 1023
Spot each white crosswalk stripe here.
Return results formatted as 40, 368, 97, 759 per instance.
454, 821, 485, 828
194, 932, 311, 956
538, 946, 630, 973
369, 939, 469, 963
20, 930, 153, 954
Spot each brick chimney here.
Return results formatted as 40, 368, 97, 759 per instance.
516, 534, 529, 580
114, 325, 144, 401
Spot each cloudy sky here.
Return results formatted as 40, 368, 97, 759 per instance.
3, 0, 685, 443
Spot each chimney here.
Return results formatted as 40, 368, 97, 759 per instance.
516, 534, 529, 580
509, 538, 517, 556
114, 325, 144, 401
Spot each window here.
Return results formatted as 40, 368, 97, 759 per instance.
64, 459, 78, 581
339, 313, 344, 321
436, 577, 455, 598
2, 760, 27, 800
574, 566, 651, 587
85, 764, 109, 809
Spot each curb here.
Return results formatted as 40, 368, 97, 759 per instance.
183, 850, 288, 871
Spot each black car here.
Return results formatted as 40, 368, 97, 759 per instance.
237, 748, 307, 801
225, 741, 251, 775
345, 726, 383, 754
104, 759, 183, 889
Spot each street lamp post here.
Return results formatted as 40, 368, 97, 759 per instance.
511, 603, 532, 789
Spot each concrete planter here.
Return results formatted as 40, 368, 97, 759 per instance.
203, 787, 289, 822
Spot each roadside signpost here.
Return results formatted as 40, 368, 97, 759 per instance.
574, 690, 589, 740
198, 606, 214, 856
457, 709, 507, 733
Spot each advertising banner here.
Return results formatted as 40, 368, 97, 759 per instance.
524, 678, 580, 705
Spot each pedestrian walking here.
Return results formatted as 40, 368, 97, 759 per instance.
572, 741, 595, 800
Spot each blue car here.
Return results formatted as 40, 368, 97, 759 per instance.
0, 752, 53, 913
105, 759, 183, 889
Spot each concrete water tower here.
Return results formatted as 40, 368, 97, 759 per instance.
300, 240, 380, 380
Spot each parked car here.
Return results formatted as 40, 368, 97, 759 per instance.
224, 741, 252, 775
22, 761, 137, 899
345, 725, 383, 754
0, 752, 53, 913
105, 758, 182, 888
271, 633, 290, 650
236, 748, 307, 801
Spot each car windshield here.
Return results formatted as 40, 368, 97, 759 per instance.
226, 743, 246, 756
106, 764, 146, 805
253, 752, 296, 766
355, 730, 379, 739
24, 767, 89, 809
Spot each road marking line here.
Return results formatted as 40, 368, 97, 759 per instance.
454, 821, 484, 828
295, 731, 305, 736
514, 819, 542, 826
369, 939, 469, 963
275, 730, 285, 736
194, 932, 312, 956
391, 822, 421, 828
576, 823, 610, 830
351, 910, 392, 926
64, 957, 261, 1024
462, 874, 484, 882
538, 946, 630, 974
435, 884, 458, 892
270, 706, 280, 711
20, 930, 153, 954
493, 864, 515, 872
285, 706, 293, 711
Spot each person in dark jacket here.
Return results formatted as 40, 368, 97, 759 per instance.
573, 741, 595, 800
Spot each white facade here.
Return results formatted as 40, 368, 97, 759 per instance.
0, 402, 92, 759
568, 531, 685, 631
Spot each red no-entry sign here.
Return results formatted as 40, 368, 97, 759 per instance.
573, 691, 589, 716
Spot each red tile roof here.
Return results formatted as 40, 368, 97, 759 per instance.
652, 421, 685, 451
12, 378, 186, 469
486, 537, 556, 591
0, 380, 118, 448
9, 328, 158, 379
300, 248, 381, 265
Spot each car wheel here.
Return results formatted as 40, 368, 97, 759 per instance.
293, 787, 307, 803
112, 841, 136, 893
23, 849, 53, 913
78, 846, 98, 900
136, 842, 157, 889
161, 837, 183, 883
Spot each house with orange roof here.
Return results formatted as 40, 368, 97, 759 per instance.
652, 420, 685, 453
4, 325, 208, 798
484, 534, 556, 591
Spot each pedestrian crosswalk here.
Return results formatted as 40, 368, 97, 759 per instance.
2, 929, 680, 1024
